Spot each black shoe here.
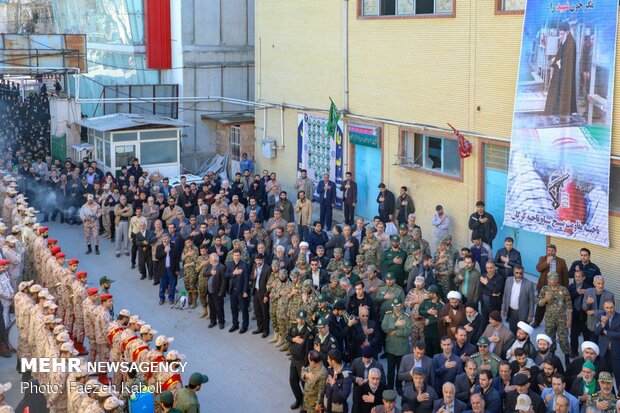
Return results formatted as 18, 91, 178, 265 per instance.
0, 352, 11, 358
95, 247, 100, 255
229, 325, 239, 333
131, 264, 136, 269
261, 331, 270, 339
208, 323, 216, 328
159, 299, 164, 305
125, 252, 130, 256
148, 275, 153, 280
168, 299, 174, 304
252, 329, 263, 335
219, 324, 225, 330
153, 281, 159, 285
290, 401, 301, 409
85, 245, 92, 255
111, 238, 115, 243
239, 327, 247, 334
115, 253, 120, 258
140, 274, 146, 280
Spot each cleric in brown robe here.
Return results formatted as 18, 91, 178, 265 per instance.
544, 21, 577, 116
438, 291, 466, 339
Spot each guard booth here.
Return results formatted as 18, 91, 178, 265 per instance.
75, 113, 188, 178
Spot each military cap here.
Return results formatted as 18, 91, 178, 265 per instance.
67, 258, 79, 265
512, 374, 529, 386
334, 247, 343, 254
29, 284, 43, 293
155, 335, 174, 347
343, 260, 353, 269
391, 297, 402, 307
355, 255, 365, 263
99, 276, 114, 284
296, 309, 307, 319
60, 342, 79, 355
598, 371, 613, 382
426, 285, 439, 294
333, 300, 346, 311
47, 238, 57, 245
316, 318, 329, 328
382, 389, 398, 401
189, 372, 209, 386
389, 234, 400, 242
302, 279, 312, 288
158, 390, 174, 405
547, 272, 559, 280
385, 272, 396, 281
119, 309, 131, 317
398, 223, 407, 230
317, 294, 329, 303
56, 332, 71, 343
100, 293, 113, 301
87, 287, 99, 296
103, 396, 124, 410
76, 271, 87, 280
330, 273, 341, 282
18, 280, 33, 291
477, 336, 490, 346
412, 228, 422, 236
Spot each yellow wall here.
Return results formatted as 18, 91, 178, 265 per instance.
254, 0, 620, 294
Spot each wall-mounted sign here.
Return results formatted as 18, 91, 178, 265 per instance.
349, 124, 381, 148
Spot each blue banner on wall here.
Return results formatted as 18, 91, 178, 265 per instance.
504, 0, 618, 247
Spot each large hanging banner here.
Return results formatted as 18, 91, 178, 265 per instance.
297, 113, 344, 207
504, 0, 618, 247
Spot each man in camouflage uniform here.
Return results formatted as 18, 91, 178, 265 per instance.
355, 254, 368, 275
71, 271, 89, 355
61, 257, 79, 332
301, 279, 318, 325
225, 239, 249, 264
196, 245, 210, 317
397, 223, 415, 253
404, 275, 428, 342
469, 336, 503, 376
14, 280, 34, 364
286, 272, 304, 347
79, 194, 102, 255
301, 350, 328, 413
326, 247, 345, 274
321, 274, 346, 303
433, 240, 454, 298
47, 342, 78, 413
267, 263, 283, 344
82, 287, 100, 362
374, 273, 405, 322
157, 350, 184, 403
146, 335, 173, 387
181, 238, 199, 308
359, 226, 382, 269
538, 272, 572, 365
411, 227, 431, 259
586, 371, 618, 413
251, 220, 270, 252
94, 293, 113, 385
275, 269, 293, 348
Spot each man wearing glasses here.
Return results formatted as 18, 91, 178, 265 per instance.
501, 265, 536, 336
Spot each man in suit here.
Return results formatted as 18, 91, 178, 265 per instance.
230, 213, 250, 241
250, 254, 271, 338
316, 173, 336, 231
593, 299, 620, 385
342, 224, 359, 264
376, 183, 395, 224
432, 336, 463, 394
351, 346, 386, 413
155, 233, 180, 305
493, 237, 522, 280
501, 265, 536, 335
134, 221, 155, 280
568, 270, 590, 358
225, 249, 251, 334
455, 360, 478, 404
205, 252, 227, 329
307, 257, 329, 290
341, 171, 357, 226
505, 373, 546, 413
433, 382, 467, 413
533, 244, 569, 328
397, 341, 435, 391
481, 311, 515, 359
583, 275, 615, 334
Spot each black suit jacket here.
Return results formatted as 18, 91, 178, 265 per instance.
155, 243, 180, 274
454, 372, 477, 403
135, 230, 155, 254
354, 381, 386, 413
204, 262, 227, 296
305, 269, 330, 289
504, 389, 545, 413
432, 398, 467, 413
340, 180, 358, 206
225, 260, 250, 297
250, 263, 271, 297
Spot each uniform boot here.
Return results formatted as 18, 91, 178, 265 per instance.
279, 342, 290, 352
75, 341, 89, 356
190, 293, 197, 309
85, 244, 92, 255
273, 335, 284, 347
200, 307, 209, 318
99, 373, 111, 385
95, 246, 100, 255
268, 333, 279, 344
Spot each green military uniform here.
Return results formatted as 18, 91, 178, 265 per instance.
175, 386, 200, 412
585, 372, 618, 413
313, 295, 332, 326
433, 249, 454, 298
326, 249, 344, 274
398, 224, 415, 253
196, 255, 209, 315
301, 363, 328, 412
381, 236, 408, 288
182, 244, 200, 308
270, 271, 288, 337
470, 337, 502, 377
342, 261, 359, 285
314, 318, 338, 366
411, 228, 431, 259
252, 226, 271, 251
277, 277, 293, 344
374, 274, 405, 321
287, 277, 305, 325
321, 275, 346, 303
301, 281, 319, 325
538, 274, 572, 356
225, 244, 249, 264
381, 301, 413, 356
418, 286, 444, 356
404, 248, 422, 274
360, 233, 382, 269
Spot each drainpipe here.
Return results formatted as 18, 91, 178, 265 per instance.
343, 0, 350, 171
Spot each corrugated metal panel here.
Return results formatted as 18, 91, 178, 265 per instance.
144, 0, 172, 69
0, 34, 87, 73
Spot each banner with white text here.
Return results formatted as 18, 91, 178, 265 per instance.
504, 0, 618, 247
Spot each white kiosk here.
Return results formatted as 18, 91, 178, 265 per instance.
75, 113, 189, 178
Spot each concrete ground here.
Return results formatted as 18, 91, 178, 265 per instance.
0, 219, 292, 411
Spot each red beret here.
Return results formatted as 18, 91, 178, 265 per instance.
0, 259, 9, 266
55, 252, 66, 259
47, 239, 57, 245
87, 288, 99, 296
68, 258, 79, 265
100, 293, 113, 301
50, 246, 61, 254
38, 227, 49, 234
76, 271, 87, 279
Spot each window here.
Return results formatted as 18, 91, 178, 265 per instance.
230, 126, 241, 162
497, 0, 525, 12
611, 164, 620, 213
400, 131, 461, 177
140, 141, 177, 165
362, 0, 453, 16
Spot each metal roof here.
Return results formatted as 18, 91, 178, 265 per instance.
74, 113, 190, 132
201, 112, 255, 125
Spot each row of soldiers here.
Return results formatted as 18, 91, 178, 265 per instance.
2, 169, 199, 413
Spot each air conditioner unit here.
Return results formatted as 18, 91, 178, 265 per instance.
261, 138, 276, 159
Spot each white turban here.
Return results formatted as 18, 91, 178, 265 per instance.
517, 321, 534, 336
581, 341, 600, 356
447, 291, 462, 300
536, 334, 552, 345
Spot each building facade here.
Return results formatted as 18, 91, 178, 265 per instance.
254, 0, 620, 293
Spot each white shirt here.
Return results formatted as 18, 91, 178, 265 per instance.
510, 279, 522, 310
312, 270, 321, 288
254, 264, 263, 289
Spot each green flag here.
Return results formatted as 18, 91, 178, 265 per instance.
326, 98, 340, 138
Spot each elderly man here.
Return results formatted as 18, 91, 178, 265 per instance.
593, 299, 620, 386
566, 341, 601, 390
585, 372, 618, 412
438, 291, 465, 340
80, 193, 102, 255
583, 275, 615, 332
433, 382, 467, 413
569, 361, 599, 410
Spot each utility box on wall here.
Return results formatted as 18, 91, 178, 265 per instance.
261, 139, 276, 158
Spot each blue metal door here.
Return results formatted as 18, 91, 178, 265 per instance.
355, 145, 382, 220
484, 144, 545, 275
